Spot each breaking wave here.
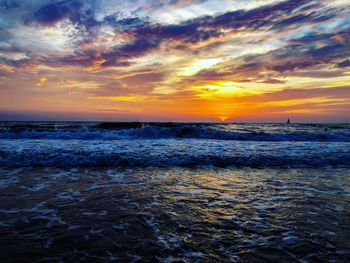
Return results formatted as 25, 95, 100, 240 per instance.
0, 139, 349, 168
1, 122, 349, 167
1, 151, 349, 168
0, 122, 349, 141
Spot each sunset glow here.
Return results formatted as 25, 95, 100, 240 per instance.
219, 116, 229, 122
0, 0, 349, 122
1, 2, 350, 260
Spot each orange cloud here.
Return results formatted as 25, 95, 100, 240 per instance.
37, 77, 48, 87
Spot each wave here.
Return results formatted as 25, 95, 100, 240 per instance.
0, 122, 350, 141
0, 140, 349, 168
0, 150, 348, 168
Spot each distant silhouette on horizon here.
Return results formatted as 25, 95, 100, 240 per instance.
287, 118, 290, 124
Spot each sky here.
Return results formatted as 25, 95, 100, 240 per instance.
0, 0, 349, 122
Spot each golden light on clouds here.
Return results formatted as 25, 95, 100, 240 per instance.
179, 58, 222, 77
0, 0, 349, 122
195, 82, 250, 98
88, 95, 155, 102
37, 77, 48, 87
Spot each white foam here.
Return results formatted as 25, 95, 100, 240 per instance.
0, 138, 349, 168
282, 235, 299, 245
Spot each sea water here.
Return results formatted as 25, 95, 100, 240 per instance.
0, 122, 349, 262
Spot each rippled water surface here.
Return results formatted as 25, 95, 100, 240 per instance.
1, 122, 349, 261
1, 167, 349, 262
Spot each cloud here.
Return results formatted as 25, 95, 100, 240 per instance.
33, 0, 84, 25
30, 0, 99, 28
1, 0, 346, 72
101, 39, 161, 67
253, 86, 350, 102
0, 63, 15, 74
36, 77, 48, 86
185, 26, 350, 85
337, 59, 350, 68
1, 0, 350, 123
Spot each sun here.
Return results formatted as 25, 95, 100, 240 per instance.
219, 116, 229, 122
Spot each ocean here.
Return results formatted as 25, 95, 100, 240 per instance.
0, 122, 349, 262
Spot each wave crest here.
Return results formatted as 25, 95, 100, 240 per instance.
0, 122, 349, 141
0, 139, 349, 167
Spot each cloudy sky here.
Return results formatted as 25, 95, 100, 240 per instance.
0, 0, 349, 122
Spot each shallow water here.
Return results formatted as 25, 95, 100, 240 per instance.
0, 167, 349, 262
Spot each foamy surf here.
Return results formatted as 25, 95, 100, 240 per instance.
0, 139, 349, 167
0, 122, 349, 141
